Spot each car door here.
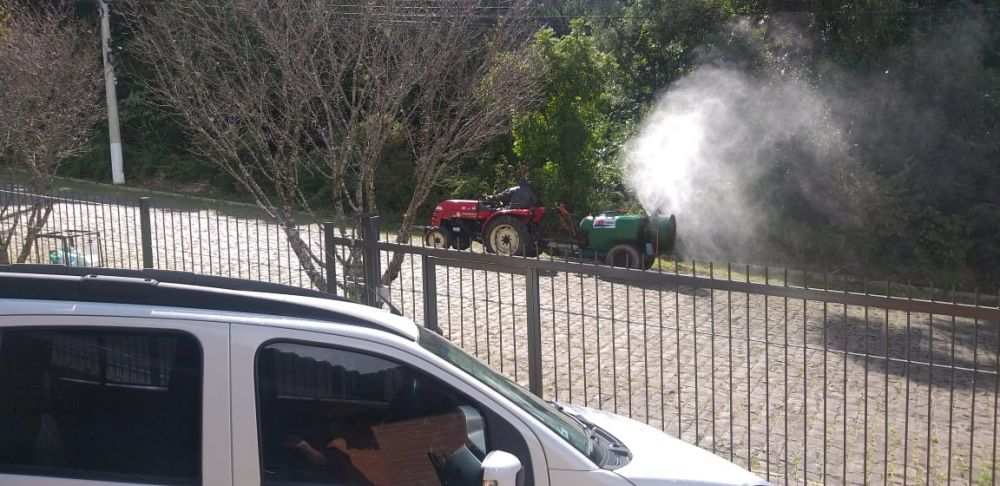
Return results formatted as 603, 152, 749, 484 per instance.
230, 323, 550, 486
0, 313, 232, 486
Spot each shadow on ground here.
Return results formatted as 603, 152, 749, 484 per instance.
819, 311, 1000, 390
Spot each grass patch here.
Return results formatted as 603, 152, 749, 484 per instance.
649, 257, 998, 306
974, 463, 998, 486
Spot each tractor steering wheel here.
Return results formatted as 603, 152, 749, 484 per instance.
480, 195, 500, 208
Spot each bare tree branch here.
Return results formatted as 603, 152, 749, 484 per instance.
0, 1, 102, 263
382, 0, 544, 284
125, 0, 333, 289
127, 0, 542, 293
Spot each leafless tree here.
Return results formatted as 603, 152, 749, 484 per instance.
382, 1, 543, 283
0, 2, 102, 264
126, 0, 339, 290
239, 0, 418, 217
128, 0, 541, 293
127, 0, 417, 291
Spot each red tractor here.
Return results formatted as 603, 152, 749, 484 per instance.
424, 199, 546, 256
425, 180, 678, 264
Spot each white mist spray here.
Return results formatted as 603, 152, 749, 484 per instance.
623, 10, 989, 265
625, 66, 849, 261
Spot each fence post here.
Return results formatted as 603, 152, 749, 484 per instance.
422, 255, 441, 334
359, 214, 381, 307
524, 267, 543, 397
323, 222, 337, 296
138, 197, 153, 269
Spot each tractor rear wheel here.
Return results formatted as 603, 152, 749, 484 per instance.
607, 244, 644, 269
425, 227, 451, 249
485, 216, 534, 256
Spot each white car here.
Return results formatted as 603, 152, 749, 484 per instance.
0, 268, 767, 486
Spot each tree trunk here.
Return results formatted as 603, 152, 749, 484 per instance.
381, 178, 433, 285
16, 201, 53, 263
282, 223, 328, 291
364, 167, 377, 215
0, 211, 22, 265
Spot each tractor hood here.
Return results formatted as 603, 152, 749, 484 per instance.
434, 199, 481, 213
560, 404, 768, 486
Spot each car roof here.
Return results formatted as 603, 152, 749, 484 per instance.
0, 265, 418, 340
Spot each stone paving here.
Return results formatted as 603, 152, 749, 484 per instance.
410, 263, 1000, 485
9, 197, 1000, 485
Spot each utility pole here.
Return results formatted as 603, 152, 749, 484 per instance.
100, 0, 125, 185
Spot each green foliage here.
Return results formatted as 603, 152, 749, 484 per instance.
372, 143, 416, 215
47, 0, 1000, 287
913, 206, 967, 277
512, 20, 623, 212
965, 204, 1000, 285
61, 89, 231, 190
597, 0, 731, 111
0, 8, 10, 38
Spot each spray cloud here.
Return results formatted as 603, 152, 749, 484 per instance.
626, 64, 852, 261
624, 11, 989, 265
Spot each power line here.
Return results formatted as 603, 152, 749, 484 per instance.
319, 1, 1000, 17
123, 0, 1000, 26
156, 0, 1000, 19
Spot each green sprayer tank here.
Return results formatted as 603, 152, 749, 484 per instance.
579, 211, 677, 265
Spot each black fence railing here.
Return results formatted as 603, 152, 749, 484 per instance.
3, 183, 1000, 485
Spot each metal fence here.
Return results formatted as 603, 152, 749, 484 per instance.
3, 183, 1000, 485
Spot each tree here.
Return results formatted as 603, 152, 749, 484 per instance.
0, 1, 102, 263
530, 0, 611, 34
381, 1, 543, 284
511, 19, 621, 212
596, 0, 731, 113
129, 0, 541, 291
127, 0, 339, 289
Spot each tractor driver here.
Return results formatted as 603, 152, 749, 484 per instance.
487, 175, 538, 209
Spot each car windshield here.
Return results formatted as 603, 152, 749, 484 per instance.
417, 327, 592, 457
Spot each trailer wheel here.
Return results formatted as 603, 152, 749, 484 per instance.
607, 244, 644, 269
425, 228, 451, 249
643, 255, 656, 270
485, 216, 533, 256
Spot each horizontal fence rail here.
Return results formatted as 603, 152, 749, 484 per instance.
334, 237, 1000, 322
2, 181, 999, 485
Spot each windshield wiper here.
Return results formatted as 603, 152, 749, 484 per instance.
547, 400, 593, 430
547, 401, 607, 459
546, 401, 629, 468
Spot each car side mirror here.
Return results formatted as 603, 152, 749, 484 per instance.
481, 450, 523, 486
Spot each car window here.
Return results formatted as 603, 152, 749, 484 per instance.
418, 327, 592, 456
0, 328, 202, 484
256, 342, 529, 486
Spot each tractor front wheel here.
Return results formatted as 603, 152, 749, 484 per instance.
607, 244, 644, 269
425, 227, 451, 249
454, 236, 472, 251
485, 216, 535, 256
